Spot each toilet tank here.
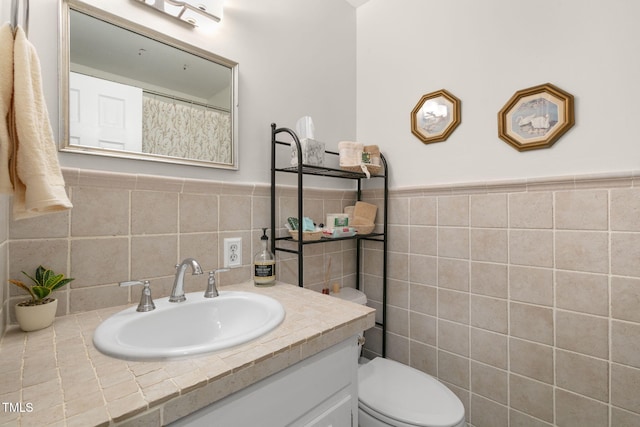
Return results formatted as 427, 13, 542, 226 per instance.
331, 287, 367, 305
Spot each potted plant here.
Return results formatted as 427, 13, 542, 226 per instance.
9, 265, 74, 332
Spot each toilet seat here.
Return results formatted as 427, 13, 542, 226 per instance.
358, 358, 465, 427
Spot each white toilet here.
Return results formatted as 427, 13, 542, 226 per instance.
332, 288, 466, 427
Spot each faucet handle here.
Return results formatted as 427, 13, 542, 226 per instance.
120, 280, 155, 312
120, 280, 144, 287
204, 269, 230, 298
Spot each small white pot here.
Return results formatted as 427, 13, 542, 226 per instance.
15, 299, 58, 332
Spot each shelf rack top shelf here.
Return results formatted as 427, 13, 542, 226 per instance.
273, 140, 386, 180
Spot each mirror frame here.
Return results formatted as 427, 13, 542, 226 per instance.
59, 0, 239, 170
410, 89, 461, 145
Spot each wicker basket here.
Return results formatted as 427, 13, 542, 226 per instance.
289, 230, 323, 241
339, 144, 382, 175
341, 164, 382, 175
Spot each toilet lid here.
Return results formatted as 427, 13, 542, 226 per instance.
358, 358, 465, 427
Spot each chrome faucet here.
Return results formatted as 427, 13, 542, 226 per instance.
169, 258, 203, 302
204, 268, 230, 298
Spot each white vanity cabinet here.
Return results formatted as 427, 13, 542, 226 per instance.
171, 336, 359, 427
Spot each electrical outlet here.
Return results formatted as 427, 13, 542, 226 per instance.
223, 237, 242, 268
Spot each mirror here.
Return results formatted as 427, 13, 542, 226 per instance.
59, 1, 238, 169
410, 89, 461, 145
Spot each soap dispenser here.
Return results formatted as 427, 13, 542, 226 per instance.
254, 228, 276, 287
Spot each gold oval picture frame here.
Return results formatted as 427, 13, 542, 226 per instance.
411, 89, 461, 144
498, 83, 575, 151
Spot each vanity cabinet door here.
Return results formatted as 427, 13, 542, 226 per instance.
303, 394, 353, 427
170, 336, 359, 427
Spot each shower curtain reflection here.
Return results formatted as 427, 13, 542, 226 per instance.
142, 94, 232, 164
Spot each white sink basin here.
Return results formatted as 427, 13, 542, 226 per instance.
93, 291, 285, 361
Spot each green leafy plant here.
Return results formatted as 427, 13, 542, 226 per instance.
9, 266, 75, 306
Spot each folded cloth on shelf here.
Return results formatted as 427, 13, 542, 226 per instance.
353, 201, 377, 224
11, 27, 72, 220
0, 23, 13, 194
338, 141, 363, 168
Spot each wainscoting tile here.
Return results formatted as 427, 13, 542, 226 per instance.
470, 228, 508, 263
509, 374, 553, 423
555, 189, 608, 230
611, 232, 640, 277
71, 187, 129, 237
510, 302, 553, 345
409, 226, 437, 256
409, 197, 436, 226
470, 328, 507, 369
470, 295, 508, 334
611, 320, 640, 369
509, 230, 553, 268
556, 349, 609, 402
556, 311, 609, 359
509, 266, 553, 307
409, 282, 437, 316
611, 276, 640, 322
555, 231, 609, 274
470, 193, 507, 228
438, 350, 469, 390
509, 192, 552, 229
470, 262, 508, 298
438, 289, 469, 324
611, 363, 640, 414
611, 188, 640, 231
555, 389, 609, 427
556, 271, 609, 316
132, 191, 178, 235
438, 258, 469, 291
470, 361, 507, 404
509, 338, 553, 384
70, 238, 129, 288
437, 319, 469, 357
470, 393, 508, 427
409, 311, 436, 346
438, 227, 469, 259
438, 195, 469, 226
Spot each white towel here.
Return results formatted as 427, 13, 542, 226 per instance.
0, 23, 13, 193
11, 26, 72, 220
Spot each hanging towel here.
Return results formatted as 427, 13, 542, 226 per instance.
11, 26, 72, 220
0, 23, 13, 193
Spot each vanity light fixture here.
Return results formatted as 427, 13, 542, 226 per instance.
134, 0, 223, 29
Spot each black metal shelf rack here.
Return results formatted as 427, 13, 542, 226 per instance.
270, 123, 388, 357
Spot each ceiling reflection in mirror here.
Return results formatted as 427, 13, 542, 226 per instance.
60, 3, 238, 169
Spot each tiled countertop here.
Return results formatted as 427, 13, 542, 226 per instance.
0, 282, 375, 427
